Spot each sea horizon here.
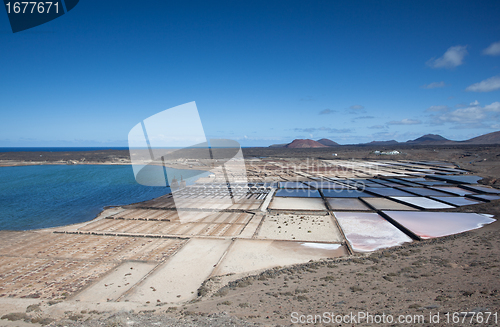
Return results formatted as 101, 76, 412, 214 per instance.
0, 146, 257, 153
0, 147, 130, 152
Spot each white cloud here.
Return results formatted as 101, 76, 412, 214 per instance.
485, 102, 500, 112
368, 125, 386, 129
387, 119, 422, 125
371, 131, 422, 141
449, 123, 490, 130
349, 105, 364, 110
465, 76, 500, 92
426, 45, 468, 69
352, 115, 374, 120
319, 109, 336, 115
425, 105, 450, 112
347, 105, 366, 115
439, 107, 486, 123
430, 101, 500, 128
483, 41, 500, 56
294, 127, 352, 133
421, 81, 446, 89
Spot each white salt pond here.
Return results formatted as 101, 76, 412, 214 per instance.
124, 238, 231, 303
269, 197, 327, 211
431, 196, 481, 207
300, 242, 342, 250
390, 196, 455, 209
212, 239, 347, 275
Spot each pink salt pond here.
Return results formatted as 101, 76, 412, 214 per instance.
333, 212, 413, 252
382, 211, 496, 239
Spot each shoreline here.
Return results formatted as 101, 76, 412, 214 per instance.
0, 161, 211, 171
1, 150, 500, 326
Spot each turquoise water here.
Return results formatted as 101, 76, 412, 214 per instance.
0, 165, 207, 231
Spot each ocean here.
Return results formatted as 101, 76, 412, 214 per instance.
0, 164, 208, 231
0, 147, 129, 152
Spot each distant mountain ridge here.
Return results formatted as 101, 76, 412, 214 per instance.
367, 140, 399, 146
317, 138, 339, 146
406, 134, 451, 144
268, 131, 500, 148
462, 130, 500, 144
285, 139, 329, 148
270, 138, 337, 148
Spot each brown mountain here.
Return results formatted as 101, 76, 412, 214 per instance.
286, 139, 329, 148
316, 138, 339, 146
463, 131, 500, 144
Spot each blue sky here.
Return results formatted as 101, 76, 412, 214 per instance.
1, 0, 500, 146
